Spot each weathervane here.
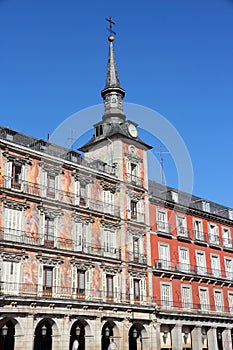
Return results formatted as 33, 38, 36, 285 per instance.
105, 16, 116, 41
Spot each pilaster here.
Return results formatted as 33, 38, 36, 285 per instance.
171, 324, 182, 350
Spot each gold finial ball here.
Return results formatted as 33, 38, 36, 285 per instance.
108, 35, 115, 42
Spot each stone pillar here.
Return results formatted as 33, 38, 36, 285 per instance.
149, 322, 160, 350
222, 329, 232, 350
171, 325, 182, 350
15, 315, 34, 350
207, 327, 218, 350
60, 316, 71, 350
191, 326, 202, 350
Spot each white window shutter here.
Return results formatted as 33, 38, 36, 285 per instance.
53, 265, 61, 296
127, 197, 131, 220
55, 174, 60, 200
137, 201, 144, 222
54, 216, 59, 247
39, 213, 45, 245
4, 161, 12, 188
41, 171, 47, 197
72, 266, 78, 295
114, 274, 120, 302
140, 278, 147, 302
86, 268, 92, 299
37, 262, 43, 295
126, 160, 131, 176
73, 222, 83, 251
130, 277, 134, 303
102, 271, 106, 300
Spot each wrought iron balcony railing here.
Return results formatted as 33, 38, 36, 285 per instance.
176, 227, 191, 239
0, 228, 122, 259
126, 173, 143, 187
127, 251, 147, 264
1, 177, 120, 217
156, 221, 172, 235
154, 259, 233, 281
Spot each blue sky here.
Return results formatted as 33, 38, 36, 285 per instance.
0, 0, 232, 207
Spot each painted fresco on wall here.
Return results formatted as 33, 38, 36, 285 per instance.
60, 171, 73, 203
93, 263, 101, 298
92, 220, 101, 253
25, 203, 40, 239
61, 258, 72, 291
22, 254, 38, 294
59, 210, 72, 249
27, 160, 40, 195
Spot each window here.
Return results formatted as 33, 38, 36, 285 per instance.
211, 254, 221, 277
157, 209, 168, 233
133, 238, 140, 262
47, 174, 55, 198
130, 200, 137, 219
103, 229, 117, 258
225, 257, 233, 280
3, 207, 22, 240
196, 251, 207, 275
181, 285, 192, 309
44, 217, 54, 247
228, 292, 233, 312
73, 222, 87, 252
199, 287, 209, 310
176, 215, 188, 236
95, 124, 103, 137
76, 270, 85, 297
103, 190, 114, 215
171, 191, 178, 203
106, 275, 114, 300
179, 247, 190, 272
43, 266, 53, 296
202, 201, 210, 212
159, 243, 170, 269
193, 219, 204, 240
126, 160, 141, 186
214, 289, 224, 312
1, 261, 21, 295
222, 227, 232, 248
161, 283, 172, 307
12, 164, 22, 189
134, 279, 140, 302
208, 223, 219, 245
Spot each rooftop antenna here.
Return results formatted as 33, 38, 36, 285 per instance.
154, 144, 170, 185
105, 16, 116, 36
67, 128, 77, 150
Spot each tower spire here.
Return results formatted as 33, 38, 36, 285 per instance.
101, 17, 126, 123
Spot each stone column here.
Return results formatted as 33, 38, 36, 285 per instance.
150, 322, 161, 350
60, 316, 71, 350
15, 315, 34, 350
171, 325, 182, 350
207, 327, 218, 350
191, 326, 202, 350
222, 328, 232, 350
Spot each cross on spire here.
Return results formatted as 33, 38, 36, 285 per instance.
105, 16, 116, 36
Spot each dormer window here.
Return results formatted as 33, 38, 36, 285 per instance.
95, 124, 103, 137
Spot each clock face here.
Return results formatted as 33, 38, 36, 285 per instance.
128, 123, 138, 138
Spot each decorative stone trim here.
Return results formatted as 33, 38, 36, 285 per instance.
127, 226, 145, 237
124, 152, 142, 164
39, 161, 63, 176
100, 264, 121, 274
72, 170, 93, 185
72, 211, 94, 224
129, 270, 147, 278
36, 255, 64, 265
37, 204, 63, 218
70, 260, 93, 269
100, 179, 119, 193
127, 191, 143, 201
2, 150, 31, 165
1, 251, 29, 262
1, 198, 29, 211
100, 219, 120, 229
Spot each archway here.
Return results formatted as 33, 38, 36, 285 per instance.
33, 319, 53, 350
0, 320, 15, 350
129, 323, 146, 350
70, 320, 86, 350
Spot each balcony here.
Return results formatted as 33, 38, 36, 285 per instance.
153, 259, 231, 281
1, 177, 120, 217
127, 251, 147, 264
156, 221, 172, 237
176, 227, 191, 241
208, 234, 221, 247
126, 173, 143, 187
155, 300, 231, 314
193, 230, 208, 245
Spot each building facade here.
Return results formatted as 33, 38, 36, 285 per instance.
0, 34, 232, 350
